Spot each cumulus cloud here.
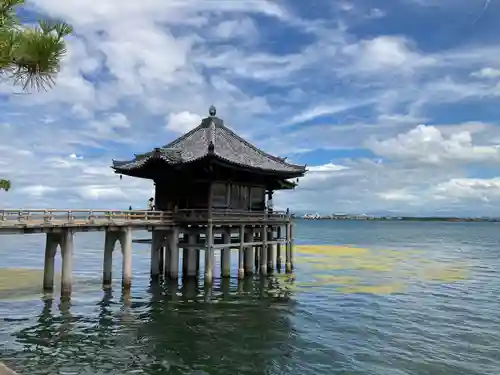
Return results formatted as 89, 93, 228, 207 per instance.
433, 178, 500, 202
367, 125, 500, 165
166, 111, 202, 133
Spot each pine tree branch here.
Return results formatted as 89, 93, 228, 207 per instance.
0, 0, 72, 91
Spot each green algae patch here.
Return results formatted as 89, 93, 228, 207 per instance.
297, 245, 368, 256
0, 268, 60, 291
0, 268, 60, 300
291, 244, 471, 296
0, 268, 104, 301
420, 263, 470, 283
337, 283, 404, 295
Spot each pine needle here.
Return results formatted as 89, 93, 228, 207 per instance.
0, 0, 72, 91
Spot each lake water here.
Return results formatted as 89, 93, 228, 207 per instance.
0, 220, 499, 375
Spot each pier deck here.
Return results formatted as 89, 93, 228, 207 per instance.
0, 208, 295, 296
0, 209, 290, 234
0, 209, 171, 234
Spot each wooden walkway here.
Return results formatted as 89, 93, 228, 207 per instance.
0, 209, 171, 234
0, 209, 290, 234
0, 208, 295, 299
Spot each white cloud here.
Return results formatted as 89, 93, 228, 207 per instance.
166, 111, 202, 133
378, 190, 419, 202
342, 36, 435, 73
308, 163, 349, 172
433, 178, 500, 202
107, 113, 130, 129
367, 125, 500, 165
17, 185, 58, 198
69, 153, 84, 160
211, 18, 258, 40
77, 185, 128, 201
471, 67, 500, 79
286, 100, 373, 125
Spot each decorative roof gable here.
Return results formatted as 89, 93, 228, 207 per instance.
112, 106, 306, 176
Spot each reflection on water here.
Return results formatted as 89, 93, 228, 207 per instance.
1, 221, 500, 375
2, 277, 297, 375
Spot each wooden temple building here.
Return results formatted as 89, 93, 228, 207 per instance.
0, 106, 306, 297
112, 106, 307, 284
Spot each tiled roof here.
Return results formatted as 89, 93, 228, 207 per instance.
112, 113, 306, 176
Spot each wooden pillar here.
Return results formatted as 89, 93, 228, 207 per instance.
164, 232, 170, 277
150, 230, 161, 280
260, 225, 267, 276
243, 228, 253, 275
254, 229, 260, 269
60, 230, 74, 296
267, 226, 274, 272
290, 222, 295, 271
119, 227, 133, 290
204, 224, 214, 284
182, 232, 189, 277
43, 233, 58, 293
285, 223, 292, 273
196, 233, 201, 274
221, 227, 231, 278
103, 230, 116, 288
188, 226, 200, 275
238, 224, 245, 279
159, 242, 165, 277
276, 226, 282, 272
168, 227, 179, 279
184, 231, 197, 278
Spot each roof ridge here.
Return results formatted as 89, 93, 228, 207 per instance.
216, 121, 304, 169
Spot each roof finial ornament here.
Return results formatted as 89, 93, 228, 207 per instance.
209, 105, 216, 117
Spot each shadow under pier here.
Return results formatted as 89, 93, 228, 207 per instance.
6, 275, 297, 375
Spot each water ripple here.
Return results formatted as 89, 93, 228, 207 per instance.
0, 222, 499, 374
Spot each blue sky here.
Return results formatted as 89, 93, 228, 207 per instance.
1, 0, 500, 216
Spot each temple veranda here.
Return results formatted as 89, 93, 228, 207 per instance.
0, 106, 306, 296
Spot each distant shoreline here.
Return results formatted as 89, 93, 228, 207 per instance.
295, 217, 499, 223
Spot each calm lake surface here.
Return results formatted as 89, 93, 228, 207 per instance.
1, 220, 499, 375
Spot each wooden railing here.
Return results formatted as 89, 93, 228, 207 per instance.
0, 209, 172, 226
0, 208, 290, 227
174, 209, 290, 222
